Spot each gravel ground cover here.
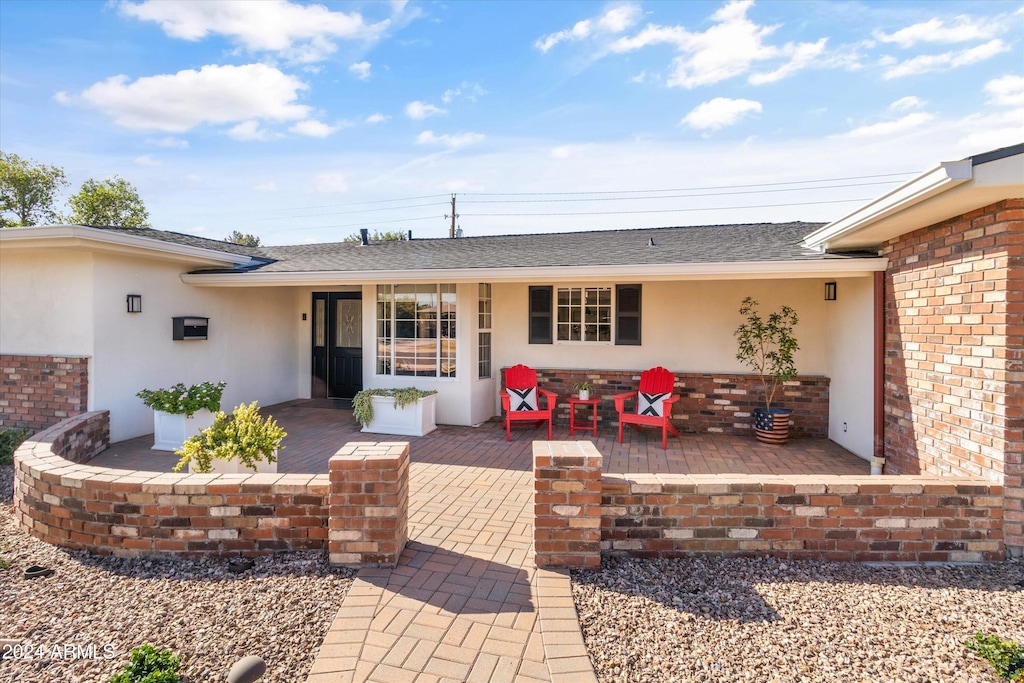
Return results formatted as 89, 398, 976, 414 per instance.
573, 555, 1024, 683
0, 464, 353, 683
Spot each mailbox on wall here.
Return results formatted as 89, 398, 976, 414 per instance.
172, 316, 209, 341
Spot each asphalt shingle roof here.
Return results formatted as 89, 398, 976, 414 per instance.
90, 222, 875, 275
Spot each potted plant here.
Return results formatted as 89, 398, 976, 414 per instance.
734, 297, 799, 444
353, 387, 438, 436
573, 381, 594, 401
137, 381, 226, 451
173, 401, 285, 474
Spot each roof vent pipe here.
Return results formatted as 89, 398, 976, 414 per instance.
359, 228, 369, 246
407, 230, 413, 241
648, 237, 656, 247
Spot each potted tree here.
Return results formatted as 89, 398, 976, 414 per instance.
173, 401, 285, 474
353, 387, 438, 436
137, 381, 226, 451
734, 297, 799, 444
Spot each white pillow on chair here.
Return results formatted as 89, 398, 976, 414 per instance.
637, 392, 668, 417
507, 386, 538, 411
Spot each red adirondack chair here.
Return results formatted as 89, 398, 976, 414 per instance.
502, 364, 556, 442
612, 366, 680, 449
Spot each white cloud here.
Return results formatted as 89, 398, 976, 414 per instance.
405, 100, 447, 119
53, 91, 71, 105
147, 136, 189, 148
366, 113, 390, 124
349, 61, 372, 80
313, 171, 349, 194
76, 63, 309, 132
550, 145, 574, 159
985, 75, 1024, 107
228, 120, 272, 141
882, 39, 1009, 79
441, 81, 487, 104
119, 0, 390, 63
290, 119, 336, 137
535, 3, 641, 52
254, 180, 278, 192
608, 0, 828, 88
842, 112, 934, 138
416, 130, 485, 149
681, 97, 762, 131
874, 16, 1000, 48
890, 96, 925, 111
133, 154, 162, 166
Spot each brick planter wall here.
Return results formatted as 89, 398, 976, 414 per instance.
534, 441, 603, 569
600, 474, 1003, 563
328, 442, 409, 567
882, 198, 1024, 555
13, 413, 410, 563
503, 368, 830, 438
1, 354, 89, 432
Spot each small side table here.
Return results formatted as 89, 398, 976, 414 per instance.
568, 397, 600, 436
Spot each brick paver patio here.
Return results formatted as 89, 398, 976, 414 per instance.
87, 401, 868, 682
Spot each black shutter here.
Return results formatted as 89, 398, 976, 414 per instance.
615, 284, 641, 345
528, 286, 553, 344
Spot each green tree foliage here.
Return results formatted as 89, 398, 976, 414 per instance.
343, 229, 408, 243
67, 176, 150, 228
225, 230, 261, 246
0, 151, 69, 226
734, 297, 799, 411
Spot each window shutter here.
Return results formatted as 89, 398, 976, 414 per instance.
528, 286, 553, 344
615, 284, 642, 345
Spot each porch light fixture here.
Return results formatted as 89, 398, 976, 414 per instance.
824, 282, 837, 301
127, 294, 142, 313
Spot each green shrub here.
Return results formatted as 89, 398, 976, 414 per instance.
0, 426, 31, 465
136, 381, 226, 417
173, 401, 285, 473
352, 387, 437, 427
108, 644, 181, 683
966, 633, 1024, 681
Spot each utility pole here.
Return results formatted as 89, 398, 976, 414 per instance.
447, 194, 458, 238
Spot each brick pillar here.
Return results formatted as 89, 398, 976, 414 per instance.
328, 442, 409, 567
534, 441, 602, 569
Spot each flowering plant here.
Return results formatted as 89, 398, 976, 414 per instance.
136, 381, 226, 417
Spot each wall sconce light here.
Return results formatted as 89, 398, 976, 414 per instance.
824, 282, 837, 301
127, 294, 142, 313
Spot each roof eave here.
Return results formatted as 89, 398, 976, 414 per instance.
180, 258, 889, 287
0, 225, 254, 267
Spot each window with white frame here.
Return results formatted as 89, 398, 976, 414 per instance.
557, 286, 611, 342
377, 284, 456, 377
478, 283, 491, 378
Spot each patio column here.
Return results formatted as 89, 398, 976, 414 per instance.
534, 440, 603, 569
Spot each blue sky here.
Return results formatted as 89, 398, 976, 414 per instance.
1, 0, 1021, 244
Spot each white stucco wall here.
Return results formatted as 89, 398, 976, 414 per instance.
89, 253, 301, 442
0, 249, 95, 356
823, 277, 875, 460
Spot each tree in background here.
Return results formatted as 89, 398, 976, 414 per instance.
225, 230, 261, 246
343, 229, 408, 243
67, 176, 150, 228
0, 151, 69, 226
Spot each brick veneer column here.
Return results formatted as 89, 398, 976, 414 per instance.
328, 442, 409, 567
534, 440, 602, 568
1, 355, 89, 431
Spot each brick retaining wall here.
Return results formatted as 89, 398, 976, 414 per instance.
504, 368, 830, 438
13, 413, 407, 564
0, 354, 89, 432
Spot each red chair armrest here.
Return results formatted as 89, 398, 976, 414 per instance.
501, 393, 511, 411
663, 394, 680, 405
537, 388, 557, 409
613, 391, 638, 412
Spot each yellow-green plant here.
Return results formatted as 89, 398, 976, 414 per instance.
174, 402, 285, 473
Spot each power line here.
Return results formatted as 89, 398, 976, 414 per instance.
267, 214, 443, 233
251, 200, 446, 221
461, 197, 873, 218
460, 180, 900, 205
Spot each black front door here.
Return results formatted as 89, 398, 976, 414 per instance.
312, 292, 362, 399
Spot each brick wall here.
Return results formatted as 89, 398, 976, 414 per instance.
328, 442, 409, 567
1, 355, 89, 432
503, 368, 830, 438
882, 198, 1023, 555
600, 474, 1003, 563
13, 414, 410, 563
534, 441, 602, 569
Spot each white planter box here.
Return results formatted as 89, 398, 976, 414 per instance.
361, 394, 437, 437
188, 455, 278, 475
152, 409, 215, 451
